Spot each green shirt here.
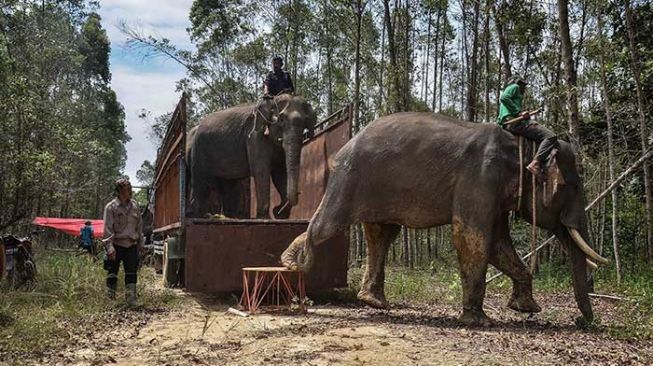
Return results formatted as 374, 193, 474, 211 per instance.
496, 83, 523, 125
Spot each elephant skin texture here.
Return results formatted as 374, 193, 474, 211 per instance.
281, 112, 597, 326
186, 94, 316, 219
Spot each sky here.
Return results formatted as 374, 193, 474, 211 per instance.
98, 0, 194, 185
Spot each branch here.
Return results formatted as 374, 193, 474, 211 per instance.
117, 21, 221, 100
585, 147, 653, 211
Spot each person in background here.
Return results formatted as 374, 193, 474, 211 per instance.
102, 178, 144, 306
79, 221, 94, 255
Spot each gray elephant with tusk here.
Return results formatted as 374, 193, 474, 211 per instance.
186, 94, 316, 219
281, 112, 607, 326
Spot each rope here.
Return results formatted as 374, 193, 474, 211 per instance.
517, 136, 524, 212
248, 97, 280, 138
530, 140, 538, 274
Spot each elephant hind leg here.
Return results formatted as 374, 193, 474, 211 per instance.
452, 218, 493, 326
357, 223, 401, 309
190, 174, 212, 218
489, 217, 541, 314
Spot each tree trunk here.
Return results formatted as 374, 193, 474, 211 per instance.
597, 6, 621, 281
379, 12, 386, 111
353, 0, 365, 132
494, 2, 512, 81
557, 0, 582, 150
624, 0, 653, 261
403, 1, 412, 111
401, 226, 410, 267
459, 35, 465, 113
408, 228, 414, 269
438, 14, 446, 111
574, 0, 588, 73
427, 228, 432, 259
325, 1, 334, 115
431, 9, 441, 111
423, 9, 432, 104
465, 0, 480, 122
483, 0, 490, 123
599, 188, 606, 256
383, 0, 402, 113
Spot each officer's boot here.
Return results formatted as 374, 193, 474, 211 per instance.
107, 282, 117, 300
125, 283, 137, 307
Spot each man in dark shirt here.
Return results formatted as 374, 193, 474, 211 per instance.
263, 56, 294, 96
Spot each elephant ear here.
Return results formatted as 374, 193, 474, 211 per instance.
543, 149, 565, 207
253, 100, 274, 133
302, 99, 317, 139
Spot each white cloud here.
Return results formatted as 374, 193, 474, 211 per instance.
98, 0, 194, 184
110, 62, 186, 183
99, 0, 194, 48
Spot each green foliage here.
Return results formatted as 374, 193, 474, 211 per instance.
136, 160, 156, 187
349, 265, 462, 305
0, 1, 128, 229
79, 12, 110, 83
0, 250, 179, 357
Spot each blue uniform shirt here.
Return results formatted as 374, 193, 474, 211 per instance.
80, 225, 94, 248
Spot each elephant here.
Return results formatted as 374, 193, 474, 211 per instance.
281, 112, 608, 326
186, 94, 316, 219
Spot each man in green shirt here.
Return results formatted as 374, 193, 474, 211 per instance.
497, 77, 558, 176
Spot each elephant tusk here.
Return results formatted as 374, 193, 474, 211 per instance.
568, 228, 609, 265
586, 259, 598, 271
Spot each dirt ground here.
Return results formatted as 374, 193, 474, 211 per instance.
21, 288, 652, 366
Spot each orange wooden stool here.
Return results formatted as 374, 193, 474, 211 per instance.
240, 267, 306, 314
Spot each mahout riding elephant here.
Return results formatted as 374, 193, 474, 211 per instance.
281, 112, 608, 326
186, 94, 316, 219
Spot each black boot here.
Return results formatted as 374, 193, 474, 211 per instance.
107, 282, 117, 299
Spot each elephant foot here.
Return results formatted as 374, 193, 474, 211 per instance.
273, 203, 291, 219
508, 294, 542, 314
280, 232, 312, 271
357, 290, 390, 309
280, 244, 300, 270
459, 309, 494, 327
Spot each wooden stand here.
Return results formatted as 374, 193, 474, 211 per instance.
239, 267, 306, 314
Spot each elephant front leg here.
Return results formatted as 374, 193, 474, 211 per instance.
489, 217, 541, 314
452, 219, 493, 326
253, 169, 272, 219
271, 169, 291, 219
358, 223, 400, 309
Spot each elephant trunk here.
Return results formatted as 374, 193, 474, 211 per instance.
556, 227, 594, 324
280, 231, 314, 271
284, 137, 302, 206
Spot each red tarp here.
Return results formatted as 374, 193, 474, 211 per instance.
32, 217, 104, 238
